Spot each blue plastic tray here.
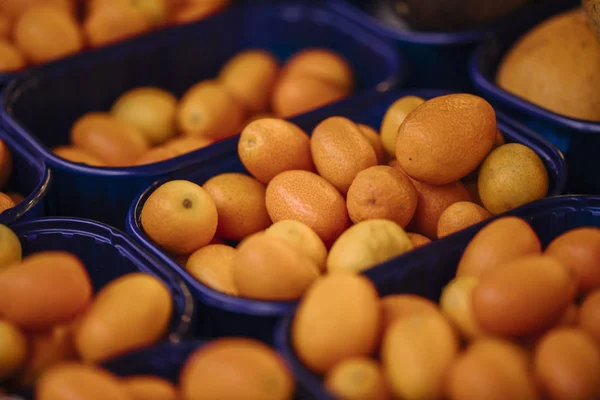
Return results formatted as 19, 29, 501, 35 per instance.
468, 0, 599, 194
274, 194, 600, 399
125, 87, 567, 344
0, 129, 50, 225
0, 2, 402, 230
327, 0, 574, 91
9, 217, 195, 343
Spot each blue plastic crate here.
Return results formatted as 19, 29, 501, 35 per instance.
273, 194, 600, 400
0, 2, 402, 230
0, 129, 50, 225
125, 87, 567, 344
9, 217, 195, 344
468, 0, 600, 195
327, 0, 574, 91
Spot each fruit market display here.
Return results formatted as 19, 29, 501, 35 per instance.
139, 93, 550, 301
1, 0, 598, 398
0, 224, 174, 393
53, 48, 354, 167
0, 0, 231, 73
290, 217, 600, 400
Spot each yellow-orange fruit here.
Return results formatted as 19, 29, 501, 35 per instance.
0, 39, 25, 72
358, 124, 385, 164
111, 87, 178, 146
203, 173, 271, 241
233, 235, 319, 301
382, 311, 459, 400
84, 3, 151, 48
396, 94, 497, 185
218, 49, 280, 113
0, 320, 27, 379
497, 9, 600, 121
406, 232, 431, 248
380, 294, 439, 332
472, 255, 576, 337
0, 251, 92, 331
440, 276, 484, 340
53, 146, 106, 167
407, 178, 472, 240
180, 337, 294, 400
457, 216, 541, 278
14, 5, 83, 64
534, 328, 600, 400
545, 227, 600, 294
446, 338, 538, 400
271, 75, 349, 118
134, 146, 178, 166
141, 180, 218, 255
478, 143, 549, 215
265, 170, 350, 246
0, 224, 21, 270
311, 117, 377, 194
580, 290, 600, 344
239, 118, 314, 184
122, 376, 178, 400
37, 363, 132, 400
293, 273, 380, 374
0, 138, 12, 189
186, 244, 238, 296
75, 273, 172, 362
264, 220, 328, 273
70, 112, 150, 167
380, 96, 425, 157
0, 192, 15, 213
325, 357, 391, 400
177, 80, 246, 140
327, 219, 413, 274
281, 48, 354, 90
437, 201, 492, 238
346, 165, 418, 227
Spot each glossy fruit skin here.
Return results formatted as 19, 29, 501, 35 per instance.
75, 273, 172, 362
456, 216, 541, 278
310, 116, 377, 195
232, 235, 319, 301
238, 118, 314, 185
180, 337, 294, 400
0, 251, 92, 331
396, 94, 497, 186
381, 311, 459, 400
292, 273, 380, 375
472, 255, 576, 337
266, 170, 350, 246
